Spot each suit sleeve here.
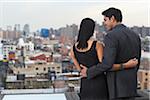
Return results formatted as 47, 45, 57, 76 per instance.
137, 37, 141, 71
87, 33, 118, 79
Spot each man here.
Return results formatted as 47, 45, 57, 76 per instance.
80, 7, 141, 100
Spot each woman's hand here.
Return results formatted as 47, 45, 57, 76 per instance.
124, 58, 138, 68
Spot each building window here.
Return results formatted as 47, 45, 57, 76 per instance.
52, 67, 55, 69
36, 68, 38, 70
48, 67, 51, 71
57, 67, 60, 71
57, 72, 60, 74
145, 78, 148, 81
145, 73, 148, 76
43, 68, 46, 71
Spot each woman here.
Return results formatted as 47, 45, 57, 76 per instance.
70, 18, 138, 100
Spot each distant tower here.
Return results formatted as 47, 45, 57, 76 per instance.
14, 24, 20, 32
23, 24, 30, 37
0, 28, 3, 39
7, 26, 12, 31
36, 30, 40, 36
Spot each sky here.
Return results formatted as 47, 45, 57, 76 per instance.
0, 0, 149, 32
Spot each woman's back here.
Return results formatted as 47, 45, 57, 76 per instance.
73, 40, 108, 100
73, 41, 99, 68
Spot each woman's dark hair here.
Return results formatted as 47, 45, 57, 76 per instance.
77, 18, 95, 49
102, 7, 122, 22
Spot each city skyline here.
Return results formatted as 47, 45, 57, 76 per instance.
0, 0, 149, 32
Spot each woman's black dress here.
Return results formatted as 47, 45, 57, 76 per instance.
73, 41, 108, 100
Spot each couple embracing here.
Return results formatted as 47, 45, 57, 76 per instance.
70, 7, 141, 100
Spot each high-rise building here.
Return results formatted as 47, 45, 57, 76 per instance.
15, 31, 21, 40
141, 26, 150, 37
65, 24, 78, 38
7, 31, 16, 40
7, 26, 12, 31
41, 28, 49, 38
0, 28, 3, 39
3, 26, 13, 40
2, 25, 19, 40
131, 26, 141, 35
49, 28, 54, 38
59, 24, 78, 44
14, 24, 21, 32
2, 44, 16, 59
94, 23, 105, 41
23, 24, 30, 37
142, 36, 150, 52
49, 28, 59, 39
0, 39, 3, 60
131, 26, 150, 38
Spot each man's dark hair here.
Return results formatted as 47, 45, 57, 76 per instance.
102, 7, 122, 22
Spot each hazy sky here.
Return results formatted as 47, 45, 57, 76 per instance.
0, 0, 149, 32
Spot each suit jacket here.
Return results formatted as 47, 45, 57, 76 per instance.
87, 24, 141, 99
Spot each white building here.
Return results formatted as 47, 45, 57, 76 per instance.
0, 29, 3, 39
17, 38, 34, 51
11, 62, 62, 75
2, 44, 16, 59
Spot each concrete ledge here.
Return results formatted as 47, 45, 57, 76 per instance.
65, 90, 149, 100
0, 91, 149, 100
65, 92, 80, 100
136, 90, 149, 100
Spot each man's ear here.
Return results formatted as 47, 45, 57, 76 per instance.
110, 16, 115, 22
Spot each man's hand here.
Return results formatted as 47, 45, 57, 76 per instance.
124, 58, 138, 68
80, 65, 87, 78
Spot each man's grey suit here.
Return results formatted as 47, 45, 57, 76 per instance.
87, 24, 141, 99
